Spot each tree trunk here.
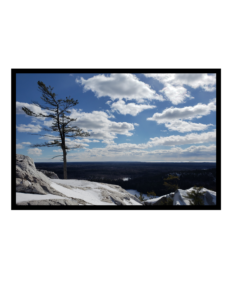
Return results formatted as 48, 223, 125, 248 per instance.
63, 150, 67, 179
62, 115, 67, 179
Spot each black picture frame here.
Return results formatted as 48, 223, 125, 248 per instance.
12, 69, 221, 210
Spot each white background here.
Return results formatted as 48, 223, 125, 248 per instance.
0, 1, 231, 300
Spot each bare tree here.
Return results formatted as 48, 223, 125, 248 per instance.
22, 81, 90, 179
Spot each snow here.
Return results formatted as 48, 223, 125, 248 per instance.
126, 189, 151, 200
122, 178, 130, 181
52, 179, 125, 195
173, 189, 192, 205
144, 195, 166, 204
16, 193, 68, 204
129, 198, 142, 205
52, 179, 100, 189
97, 183, 125, 194
50, 181, 115, 205
202, 188, 217, 205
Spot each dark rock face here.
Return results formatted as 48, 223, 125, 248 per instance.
16, 154, 65, 197
37, 169, 59, 179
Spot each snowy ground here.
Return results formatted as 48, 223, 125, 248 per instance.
50, 181, 115, 206
16, 179, 142, 205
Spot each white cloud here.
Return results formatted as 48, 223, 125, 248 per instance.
16, 102, 47, 116
148, 130, 216, 146
164, 120, 213, 132
76, 73, 164, 103
149, 144, 216, 157
147, 100, 216, 123
105, 110, 115, 119
16, 124, 42, 133
28, 148, 42, 156
144, 73, 216, 104
109, 99, 156, 116
159, 84, 194, 105
17, 101, 56, 126
64, 144, 215, 162
144, 145, 216, 160
144, 73, 216, 91
65, 139, 89, 149
16, 144, 24, 149
44, 119, 54, 127
73, 138, 99, 143
38, 135, 60, 141
53, 149, 63, 153
69, 109, 136, 141
16, 142, 31, 149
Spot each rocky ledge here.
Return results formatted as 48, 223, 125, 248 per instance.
16, 154, 142, 206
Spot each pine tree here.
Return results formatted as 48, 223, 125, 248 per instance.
147, 191, 156, 198
163, 174, 179, 192
135, 192, 146, 201
184, 186, 205, 205
22, 81, 90, 179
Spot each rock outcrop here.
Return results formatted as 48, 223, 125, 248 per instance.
37, 169, 59, 179
144, 188, 216, 205
16, 154, 65, 197
16, 154, 142, 205
173, 188, 216, 205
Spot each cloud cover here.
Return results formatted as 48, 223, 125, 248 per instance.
77, 73, 164, 103
69, 109, 136, 141
109, 99, 156, 116
147, 100, 216, 123
144, 73, 216, 104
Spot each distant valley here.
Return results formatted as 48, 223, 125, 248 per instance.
35, 162, 217, 196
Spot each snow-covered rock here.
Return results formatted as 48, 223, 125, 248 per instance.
144, 188, 216, 206
37, 169, 59, 179
173, 188, 216, 205
16, 154, 142, 206
144, 194, 169, 205
16, 154, 65, 197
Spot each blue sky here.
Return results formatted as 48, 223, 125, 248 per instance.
16, 73, 216, 162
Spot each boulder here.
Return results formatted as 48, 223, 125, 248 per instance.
16, 154, 65, 197
37, 169, 59, 179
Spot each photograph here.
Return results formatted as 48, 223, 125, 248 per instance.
12, 70, 221, 209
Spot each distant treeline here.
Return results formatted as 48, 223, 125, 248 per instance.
92, 168, 217, 196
